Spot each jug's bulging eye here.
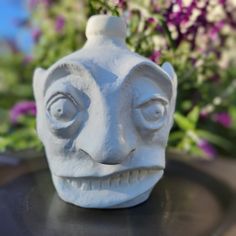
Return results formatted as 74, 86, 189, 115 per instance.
47, 93, 78, 122
45, 91, 87, 138
141, 102, 165, 122
133, 97, 168, 132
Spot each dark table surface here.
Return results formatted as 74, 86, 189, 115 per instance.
0, 151, 236, 236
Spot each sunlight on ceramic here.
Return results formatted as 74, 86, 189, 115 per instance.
33, 15, 177, 208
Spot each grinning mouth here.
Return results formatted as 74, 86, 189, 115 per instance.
61, 168, 161, 191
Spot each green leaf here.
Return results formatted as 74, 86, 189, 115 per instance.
229, 107, 236, 129
0, 137, 10, 151
169, 131, 185, 142
187, 106, 200, 126
190, 145, 205, 157
174, 113, 194, 131
196, 130, 234, 150
177, 136, 193, 152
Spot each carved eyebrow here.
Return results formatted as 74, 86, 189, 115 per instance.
45, 82, 78, 105
46, 92, 79, 108
44, 62, 92, 95
134, 94, 168, 108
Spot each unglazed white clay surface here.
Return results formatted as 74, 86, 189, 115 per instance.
33, 15, 177, 209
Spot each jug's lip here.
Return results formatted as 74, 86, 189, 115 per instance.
85, 14, 127, 39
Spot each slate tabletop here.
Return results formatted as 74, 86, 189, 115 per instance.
0, 151, 235, 236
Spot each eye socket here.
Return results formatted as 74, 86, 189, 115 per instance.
47, 93, 78, 122
140, 101, 165, 122
133, 97, 168, 132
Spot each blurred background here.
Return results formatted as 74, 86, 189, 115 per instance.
0, 0, 236, 159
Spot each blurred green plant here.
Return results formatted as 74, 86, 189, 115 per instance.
0, 0, 236, 159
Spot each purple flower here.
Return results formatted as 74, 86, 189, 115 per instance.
146, 17, 155, 24
167, 12, 182, 25
219, 0, 227, 5
144, 17, 156, 30
32, 28, 41, 42
10, 101, 36, 124
156, 24, 164, 33
166, 1, 197, 26
198, 139, 217, 158
113, 0, 127, 9
176, 0, 183, 7
149, 50, 161, 63
213, 112, 232, 128
209, 74, 220, 82
209, 20, 225, 40
23, 55, 33, 64
55, 16, 65, 33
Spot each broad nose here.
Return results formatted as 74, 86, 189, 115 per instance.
80, 122, 136, 165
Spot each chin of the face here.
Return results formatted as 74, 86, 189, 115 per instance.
51, 168, 164, 209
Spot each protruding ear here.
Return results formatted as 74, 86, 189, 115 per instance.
126, 62, 174, 102
161, 62, 177, 127
33, 67, 47, 141
161, 62, 178, 94
161, 62, 177, 91
33, 67, 46, 101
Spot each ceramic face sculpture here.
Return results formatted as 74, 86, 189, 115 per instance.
33, 15, 177, 208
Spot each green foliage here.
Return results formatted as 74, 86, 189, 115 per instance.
0, 115, 41, 152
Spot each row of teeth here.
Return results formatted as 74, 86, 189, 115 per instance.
65, 169, 155, 191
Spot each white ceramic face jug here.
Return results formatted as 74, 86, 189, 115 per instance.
33, 14, 177, 209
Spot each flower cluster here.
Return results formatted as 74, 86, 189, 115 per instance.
10, 101, 36, 124
149, 0, 236, 54
197, 139, 217, 159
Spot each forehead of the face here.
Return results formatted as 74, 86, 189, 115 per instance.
42, 58, 173, 102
